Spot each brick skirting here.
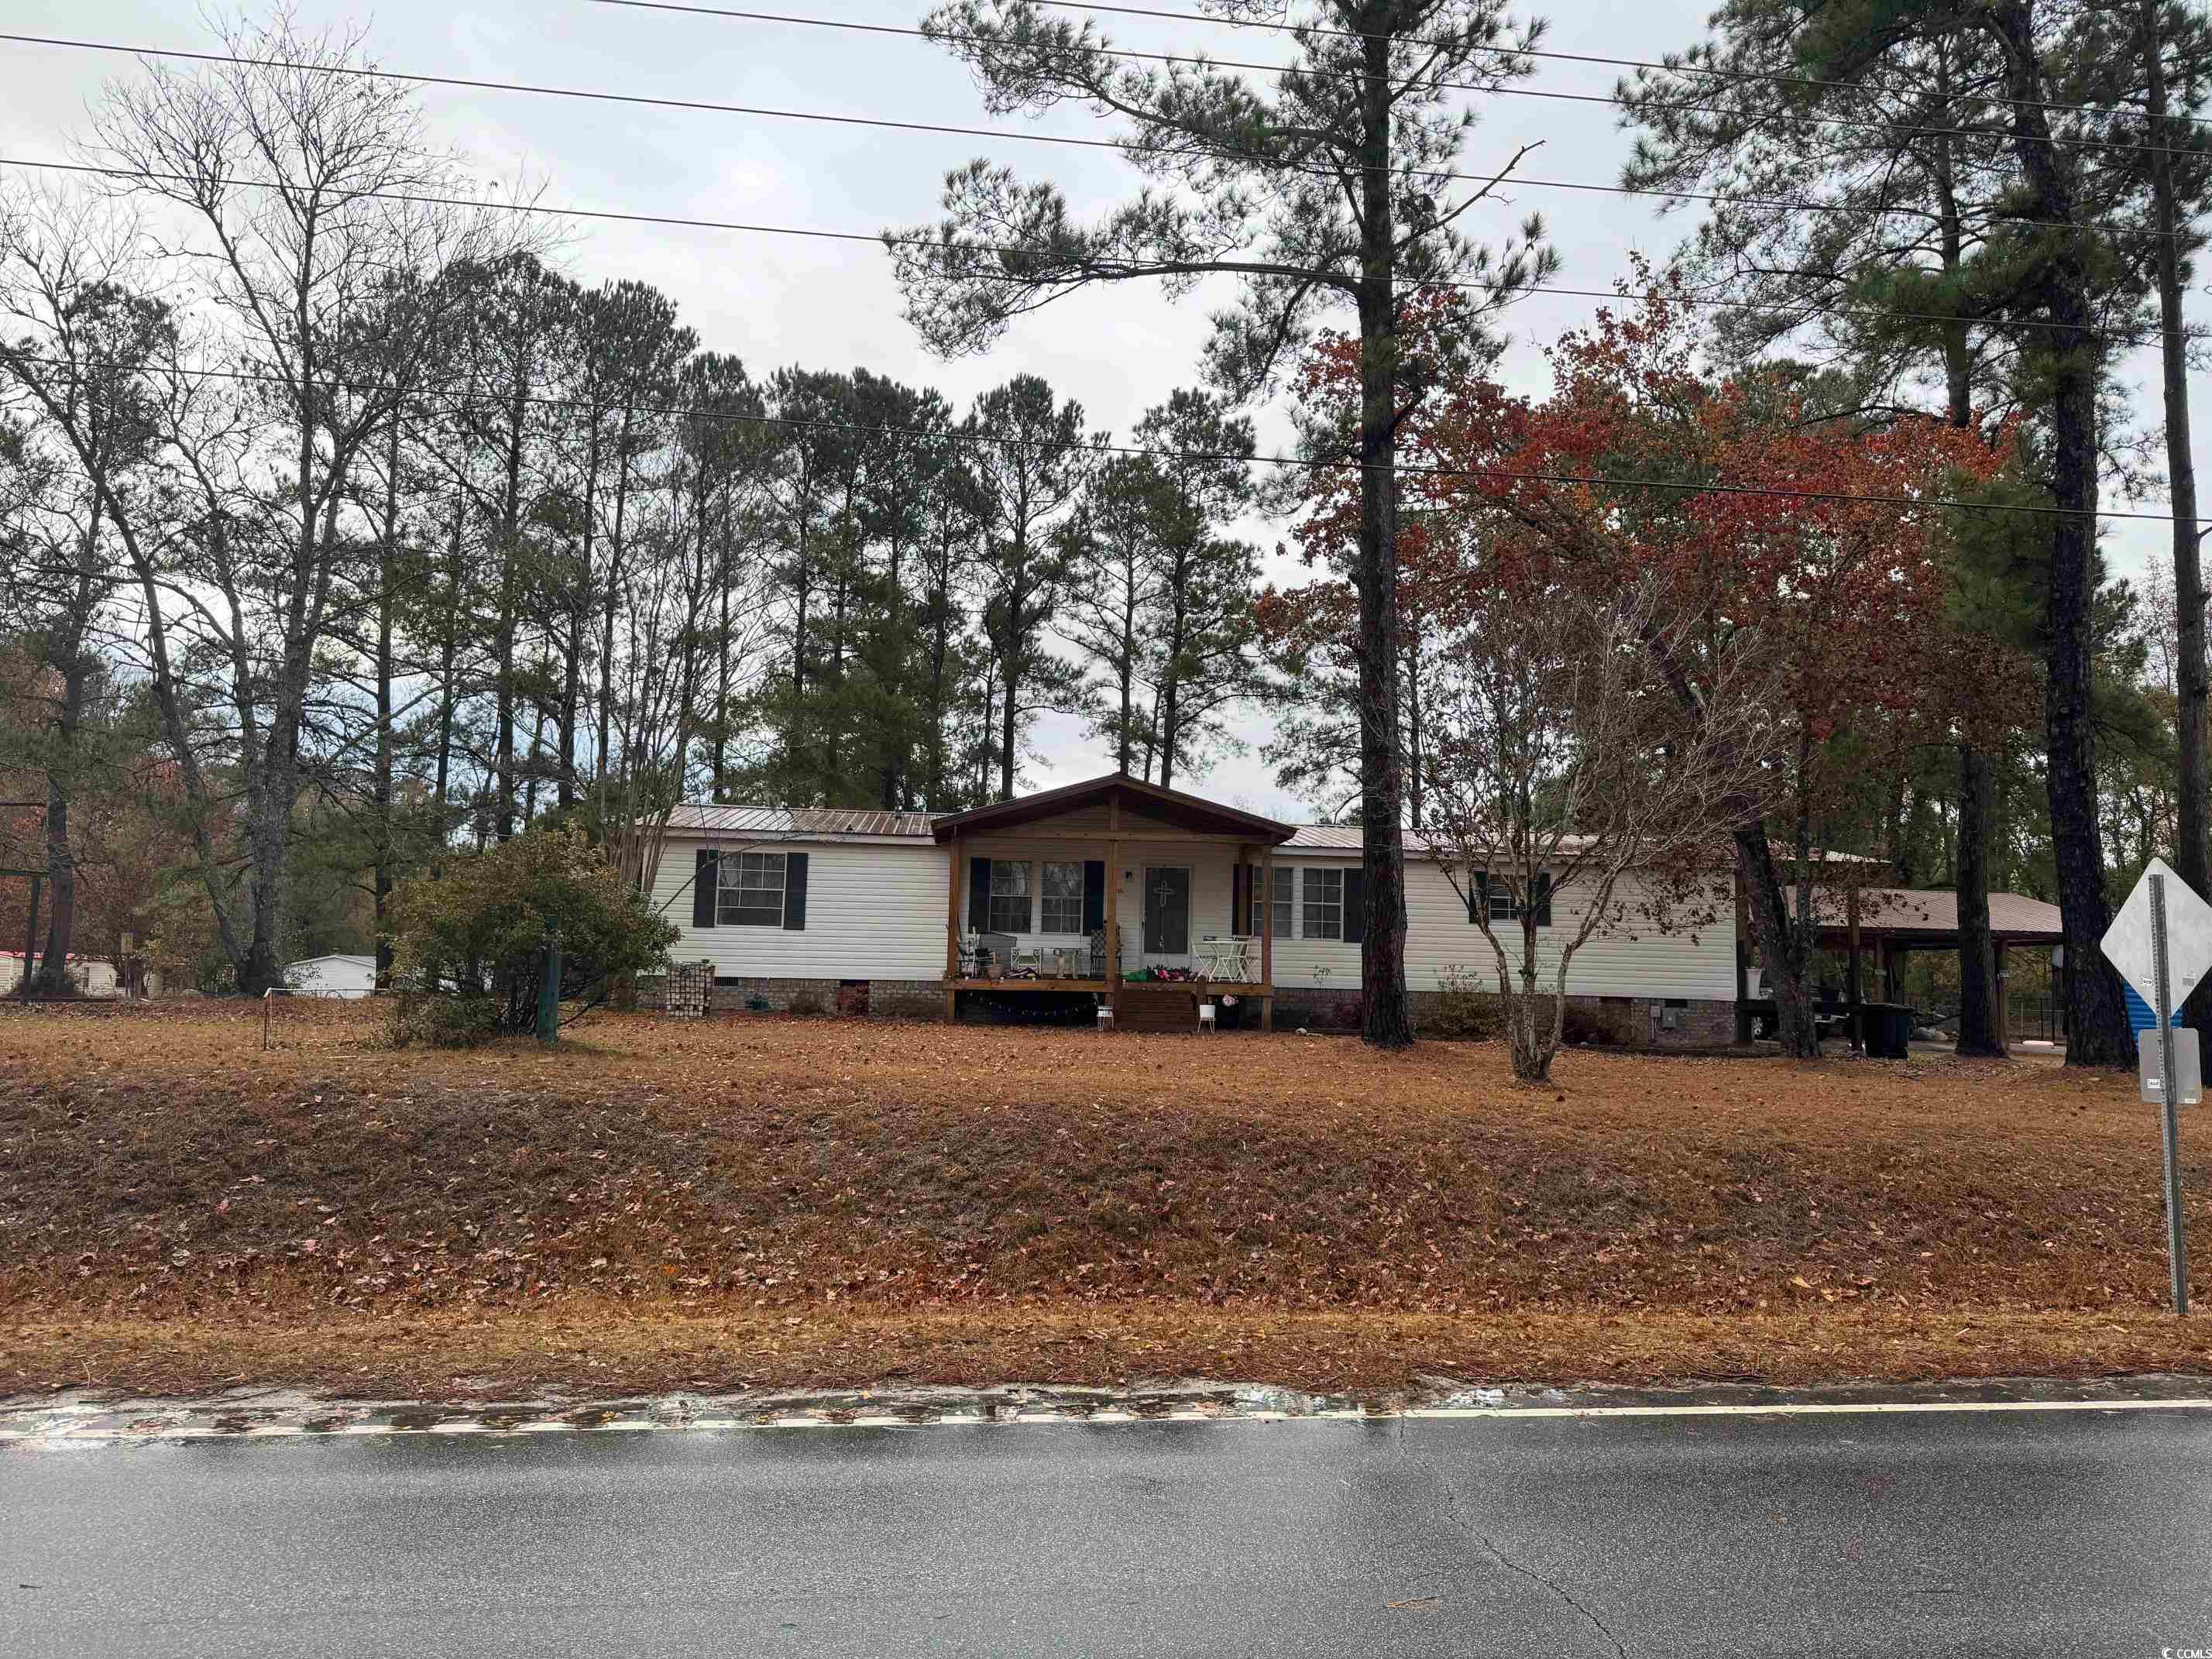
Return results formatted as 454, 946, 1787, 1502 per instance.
639, 973, 1734, 1044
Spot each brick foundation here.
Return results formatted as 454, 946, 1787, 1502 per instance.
1271, 987, 1736, 1047
640, 973, 1736, 1044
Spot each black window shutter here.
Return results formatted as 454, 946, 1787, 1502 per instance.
1469, 870, 1489, 923
1532, 871, 1553, 927
1342, 867, 1365, 944
1083, 860, 1105, 932
693, 849, 719, 929
968, 856, 991, 931
782, 852, 809, 930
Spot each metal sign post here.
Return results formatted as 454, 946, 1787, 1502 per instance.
2152, 874, 2190, 1316
2102, 857, 2211, 1318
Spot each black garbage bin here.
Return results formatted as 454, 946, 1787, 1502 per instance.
1857, 1002, 1911, 1060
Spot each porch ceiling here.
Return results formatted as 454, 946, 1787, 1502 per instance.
929, 773, 1297, 844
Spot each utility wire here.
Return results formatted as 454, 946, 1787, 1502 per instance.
1030, 0, 2212, 135
2, 31, 2199, 242
592, 0, 2203, 160
0, 146, 2165, 351
0, 153, 2162, 345
0, 348, 2181, 524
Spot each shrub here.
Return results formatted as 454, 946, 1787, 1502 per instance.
386, 826, 678, 1046
1431, 965, 1504, 1039
788, 987, 830, 1017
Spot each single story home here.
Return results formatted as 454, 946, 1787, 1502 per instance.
647, 772, 1746, 1040
283, 953, 377, 998
0, 952, 120, 998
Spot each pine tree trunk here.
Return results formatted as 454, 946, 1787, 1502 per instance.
374, 414, 399, 991
1988, 0, 2131, 1066
33, 665, 81, 997
1955, 743, 2004, 1056
2142, 0, 2212, 1041
1354, 26, 1414, 1049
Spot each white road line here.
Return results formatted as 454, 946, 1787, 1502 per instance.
4, 1394, 2210, 1444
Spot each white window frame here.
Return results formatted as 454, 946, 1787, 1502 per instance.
1249, 865, 1293, 939
989, 860, 1034, 934
718, 850, 787, 927
1303, 867, 1344, 942
1040, 860, 1085, 934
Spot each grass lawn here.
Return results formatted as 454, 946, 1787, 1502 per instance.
3, 1000, 2207, 1400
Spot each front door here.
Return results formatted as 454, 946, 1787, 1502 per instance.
1143, 866, 1190, 956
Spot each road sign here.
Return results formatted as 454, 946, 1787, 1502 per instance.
2102, 857, 2212, 1009
2102, 858, 2207, 1317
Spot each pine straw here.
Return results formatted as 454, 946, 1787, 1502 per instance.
3, 1001, 2207, 1396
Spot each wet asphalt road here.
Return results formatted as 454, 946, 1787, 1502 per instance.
5, 1406, 2212, 1657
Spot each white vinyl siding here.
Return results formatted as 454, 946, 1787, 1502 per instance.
1268, 854, 1736, 1000
654, 840, 945, 979
651, 822, 1734, 1003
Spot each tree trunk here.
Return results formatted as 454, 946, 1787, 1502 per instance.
373, 413, 400, 991
1987, 0, 2131, 1066
1736, 826, 1819, 1057
1354, 26, 1414, 1049
33, 663, 81, 997
2142, 0, 2212, 1040
1954, 743, 2004, 1056
998, 661, 1019, 802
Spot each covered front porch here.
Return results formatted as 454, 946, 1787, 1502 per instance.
933, 775, 1295, 1031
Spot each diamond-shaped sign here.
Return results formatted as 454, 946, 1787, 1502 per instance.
2101, 857, 2212, 1015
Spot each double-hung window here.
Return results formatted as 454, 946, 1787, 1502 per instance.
1249, 866, 1293, 939
1302, 867, 1345, 941
718, 852, 786, 927
1486, 878, 1520, 923
1040, 861, 1084, 933
989, 860, 1034, 933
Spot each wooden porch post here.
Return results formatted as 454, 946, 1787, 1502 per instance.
1261, 847, 1274, 1032
944, 836, 962, 1022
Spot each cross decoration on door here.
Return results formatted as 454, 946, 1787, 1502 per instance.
1152, 877, 1179, 905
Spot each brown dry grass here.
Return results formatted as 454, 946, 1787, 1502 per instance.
3, 1000, 2207, 1396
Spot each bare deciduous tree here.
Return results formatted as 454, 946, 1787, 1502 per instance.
1427, 579, 1781, 1082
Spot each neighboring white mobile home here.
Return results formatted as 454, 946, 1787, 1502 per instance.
648, 773, 1741, 1039
283, 953, 377, 998
0, 953, 120, 998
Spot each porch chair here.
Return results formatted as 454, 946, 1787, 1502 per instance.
1087, 926, 1109, 978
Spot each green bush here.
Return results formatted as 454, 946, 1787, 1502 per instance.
1431, 965, 1504, 1039
386, 826, 678, 1046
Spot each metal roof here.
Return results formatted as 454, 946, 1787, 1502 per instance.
664, 805, 938, 840
1812, 887, 2064, 940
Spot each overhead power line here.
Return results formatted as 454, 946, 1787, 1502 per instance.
588, 0, 2194, 160
0, 349, 2182, 525
0, 152, 2162, 345
1029, 0, 2212, 135
2, 30, 2198, 243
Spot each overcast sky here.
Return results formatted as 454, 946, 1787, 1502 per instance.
1, 0, 2190, 819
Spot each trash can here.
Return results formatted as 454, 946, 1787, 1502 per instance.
1858, 1002, 1911, 1060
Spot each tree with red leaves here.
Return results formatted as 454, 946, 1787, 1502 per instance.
1274, 280, 2008, 1055
1424, 285, 2009, 1056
